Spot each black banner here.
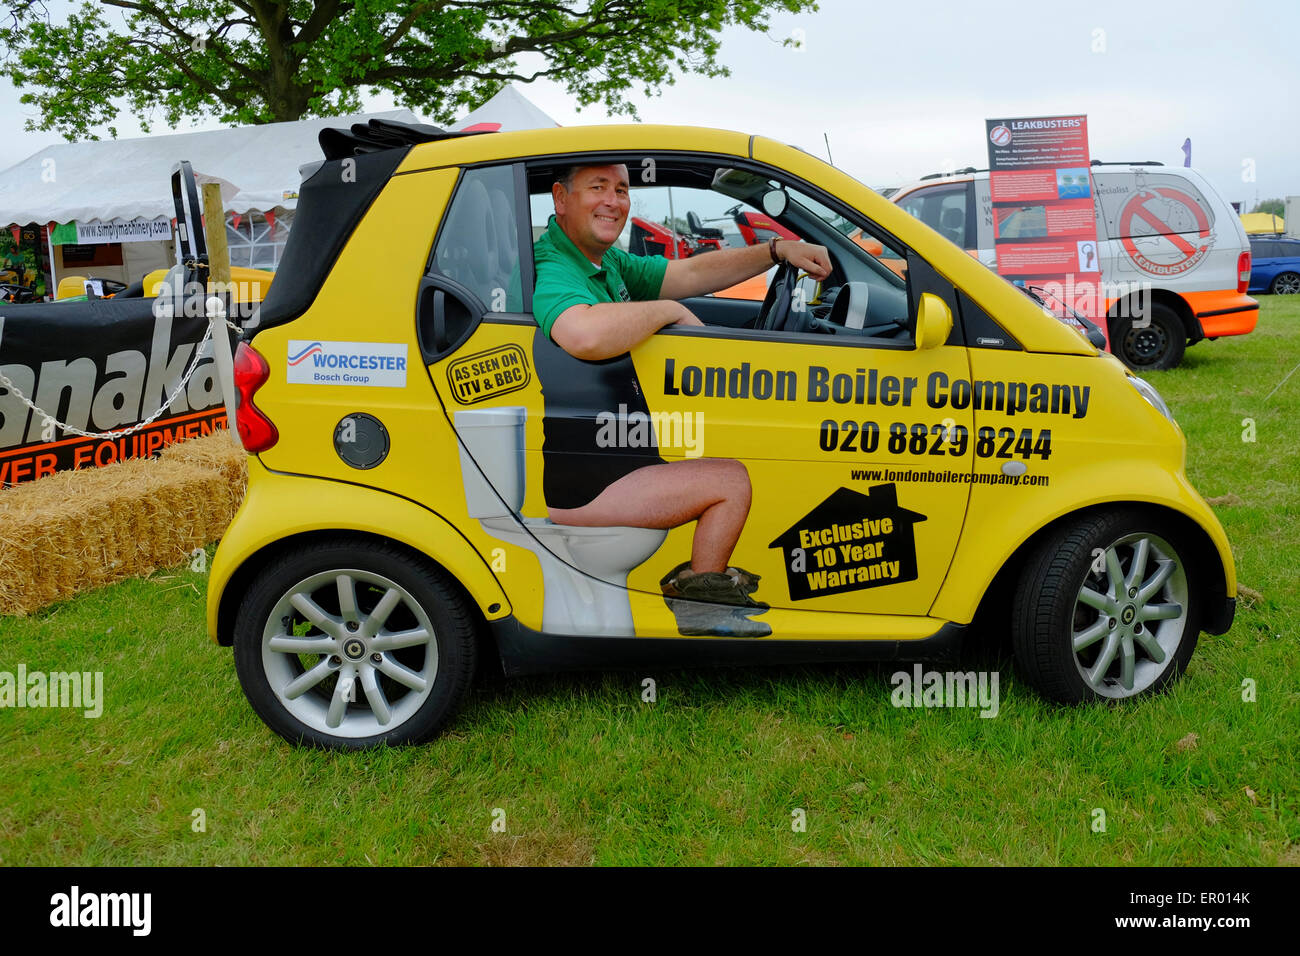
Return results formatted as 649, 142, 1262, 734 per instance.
0, 296, 235, 487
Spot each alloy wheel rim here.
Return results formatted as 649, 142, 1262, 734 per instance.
1275, 274, 1300, 295
261, 569, 439, 738
1070, 532, 1188, 698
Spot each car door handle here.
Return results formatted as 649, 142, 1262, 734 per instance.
431, 289, 447, 351
416, 276, 487, 364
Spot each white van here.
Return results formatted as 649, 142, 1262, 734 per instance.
886, 162, 1258, 370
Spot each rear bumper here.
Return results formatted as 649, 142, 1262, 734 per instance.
1183, 291, 1259, 337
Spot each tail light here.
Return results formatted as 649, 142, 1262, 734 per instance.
1237, 251, 1251, 294
232, 342, 278, 452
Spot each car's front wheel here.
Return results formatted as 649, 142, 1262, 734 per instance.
232, 538, 477, 748
1269, 271, 1300, 295
1011, 510, 1201, 703
1110, 303, 1186, 371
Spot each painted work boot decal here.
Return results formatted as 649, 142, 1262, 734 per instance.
660, 565, 772, 638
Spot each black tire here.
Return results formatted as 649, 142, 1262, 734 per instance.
1110, 302, 1186, 371
1011, 509, 1201, 704
232, 537, 477, 749
1269, 271, 1300, 295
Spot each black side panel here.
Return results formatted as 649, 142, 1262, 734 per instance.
254, 147, 410, 331
905, 251, 965, 347
956, 288, 1022, 351
490, 616, 966, 677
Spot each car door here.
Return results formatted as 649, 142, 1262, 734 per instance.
517, 161, 975, 619
427, 156, 976, 633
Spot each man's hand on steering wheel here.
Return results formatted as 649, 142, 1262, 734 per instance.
757, 260, 798, 332
758, 241, 833, 332
774, 240, 831, 281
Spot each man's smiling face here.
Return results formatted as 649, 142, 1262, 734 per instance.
553, 164, 631, 264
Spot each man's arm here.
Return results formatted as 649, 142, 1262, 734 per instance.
551, 299, 703, 361
658, 239, 833, 300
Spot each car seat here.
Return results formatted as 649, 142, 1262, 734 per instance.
940, 207, 965, 245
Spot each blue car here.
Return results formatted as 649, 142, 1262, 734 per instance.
1248, 236, 1300, 294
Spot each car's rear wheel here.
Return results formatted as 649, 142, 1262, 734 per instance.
1110, 303, 1185, 371
232, 538, 477, 748
1011, 510, 1201, 703
1269, 272, 1300, 295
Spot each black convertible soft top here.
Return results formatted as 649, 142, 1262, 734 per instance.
318, 117, 488, 159
254, 119, 491, 331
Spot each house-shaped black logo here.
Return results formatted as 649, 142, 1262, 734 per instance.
767, 484, 927, 601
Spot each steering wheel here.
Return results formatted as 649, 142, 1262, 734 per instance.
756, 261, 800, 332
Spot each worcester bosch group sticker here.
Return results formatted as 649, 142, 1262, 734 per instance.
287, 340, 408, 387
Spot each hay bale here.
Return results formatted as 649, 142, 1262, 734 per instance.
161, 427, 248, 492
0, 431, 249, 616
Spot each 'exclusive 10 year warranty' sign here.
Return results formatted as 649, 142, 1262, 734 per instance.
768, 484, 927, 601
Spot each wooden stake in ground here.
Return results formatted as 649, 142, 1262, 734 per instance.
202, 182, 231, 288
201, 182, 238, 433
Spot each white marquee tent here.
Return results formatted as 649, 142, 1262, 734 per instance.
0, 108, 420, 226
452, 84, 559, 133
0, 85, 557, 294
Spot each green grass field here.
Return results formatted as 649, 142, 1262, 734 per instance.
2, 298, 1297, 866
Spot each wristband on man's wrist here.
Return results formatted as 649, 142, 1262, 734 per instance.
768, 236, 783, 264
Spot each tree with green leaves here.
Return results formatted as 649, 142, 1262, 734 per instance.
1250, 199, 1285, 218
2, 0, 816, 139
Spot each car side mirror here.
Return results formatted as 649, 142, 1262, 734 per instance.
915, 293, 953, 350
761, 188, 788, 217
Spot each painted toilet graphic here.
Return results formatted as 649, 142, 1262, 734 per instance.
455, 406, 667, 636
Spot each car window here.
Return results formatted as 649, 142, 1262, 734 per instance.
525, 158, 917, 347
529, 183, 745, 257
431, 164, 521, 311
897, 184, 969, 247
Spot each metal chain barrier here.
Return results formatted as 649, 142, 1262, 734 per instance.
0, 311, 242, 441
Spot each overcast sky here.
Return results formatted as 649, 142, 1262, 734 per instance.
2, 0, 1296, 210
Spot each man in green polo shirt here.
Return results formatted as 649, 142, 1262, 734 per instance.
532, 162, 830, 637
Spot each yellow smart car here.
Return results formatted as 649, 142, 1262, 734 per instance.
207, 119, 1236, 748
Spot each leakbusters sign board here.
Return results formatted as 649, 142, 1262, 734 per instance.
986, 114, 1104, 329
0, 302, 235, 487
